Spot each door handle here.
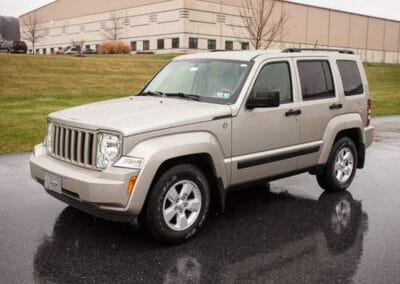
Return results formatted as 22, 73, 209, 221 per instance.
329, 103, 343, 110
285, 109, 302, 116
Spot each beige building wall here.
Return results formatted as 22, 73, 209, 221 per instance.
20, 0, 400, 63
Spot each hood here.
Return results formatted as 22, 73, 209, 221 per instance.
49, 96, 232, 136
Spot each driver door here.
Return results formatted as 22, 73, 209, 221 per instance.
231, 59, 300, 185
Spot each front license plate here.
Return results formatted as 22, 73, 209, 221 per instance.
44, 173, 62, 194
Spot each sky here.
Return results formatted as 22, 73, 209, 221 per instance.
0, 0, 399, 21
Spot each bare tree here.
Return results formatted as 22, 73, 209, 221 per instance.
101, 11, 122, 41
237, 0, 288, 50
22, 13, 46, 54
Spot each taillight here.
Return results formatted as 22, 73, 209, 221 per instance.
367, 99, 372, 126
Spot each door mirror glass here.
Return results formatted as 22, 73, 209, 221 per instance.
247, 91, 280, 109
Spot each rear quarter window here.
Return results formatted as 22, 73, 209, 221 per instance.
337, 60, 364, 96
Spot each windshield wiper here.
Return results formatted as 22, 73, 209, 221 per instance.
141, 91, 166, 97
164, 93, 201, 101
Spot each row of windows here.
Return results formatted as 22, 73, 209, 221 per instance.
130, 38, 250, 51
253, 60, 364, 104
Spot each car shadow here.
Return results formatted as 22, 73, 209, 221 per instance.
33, 186, 368, 282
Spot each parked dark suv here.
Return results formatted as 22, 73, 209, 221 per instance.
0, 41, 28, 53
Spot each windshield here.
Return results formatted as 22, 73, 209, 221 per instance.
142, 59, 253, 104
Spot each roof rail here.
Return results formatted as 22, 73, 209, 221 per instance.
281, 48, 355, 55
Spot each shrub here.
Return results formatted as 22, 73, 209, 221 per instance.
98, 41, 131, 54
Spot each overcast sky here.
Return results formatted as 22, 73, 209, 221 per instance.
0, 0, 399, 20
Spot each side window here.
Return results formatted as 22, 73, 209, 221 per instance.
337, 60, 364, 96
297, 60, 335, 100
253, 62, 293, 104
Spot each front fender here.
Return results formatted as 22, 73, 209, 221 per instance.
318, 113, 365, 165
125, 132, 229, 215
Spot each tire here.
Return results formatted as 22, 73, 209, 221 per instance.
143, 164, 210, 244
317, 137, 358, 192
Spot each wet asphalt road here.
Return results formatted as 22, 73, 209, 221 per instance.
1, 116, 400, 283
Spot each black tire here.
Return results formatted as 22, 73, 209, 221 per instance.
317, 137, 358, 192
144, 164, 210, 244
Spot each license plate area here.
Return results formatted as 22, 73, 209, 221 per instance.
44, 173, 62, 194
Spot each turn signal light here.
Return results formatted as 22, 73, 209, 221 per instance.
127, 176, 137, 195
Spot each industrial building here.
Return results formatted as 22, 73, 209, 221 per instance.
20, 0, 400, 63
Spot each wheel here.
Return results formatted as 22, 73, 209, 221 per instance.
144, 164, 210, 244
317, 137, 358, 192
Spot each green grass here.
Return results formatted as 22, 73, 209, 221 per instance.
364, 63, 400, 117
0, 54, 399, 154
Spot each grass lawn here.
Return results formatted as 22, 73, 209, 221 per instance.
0, 54, 399, 154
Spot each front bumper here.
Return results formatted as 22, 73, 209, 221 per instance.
30, 143, 140, 222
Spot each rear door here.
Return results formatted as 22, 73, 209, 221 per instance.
295, 58, 343, 169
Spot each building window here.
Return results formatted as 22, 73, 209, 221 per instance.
297, 60, 335, 100
225, 40, 233, 50
172, 38, 180, 49
208, 39, 216, 50
130, 41, 137, 51
241, 42, 249, 50
157, 39, 164, 50
50, 47, 54, 54
143, 40, 150, 51
95, 44, 100, 51
189, 37, 198, 49
85, 45, 90, 50
42, 48, 47, 54
36, 48, 39, 54
29, 49, 32, 53
58, 47, 62, 50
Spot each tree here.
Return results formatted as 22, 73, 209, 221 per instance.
237, 0, 288, 50
22, 13, 46, 54
101, 11, 122, 41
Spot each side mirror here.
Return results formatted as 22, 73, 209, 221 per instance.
247, 91, 280, 109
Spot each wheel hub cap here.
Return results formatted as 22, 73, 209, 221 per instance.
334, 147, 354, 183
162, 180, 202, 231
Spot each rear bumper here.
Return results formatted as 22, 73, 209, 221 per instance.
30, 143, 140, 222
365, 126, 374, 148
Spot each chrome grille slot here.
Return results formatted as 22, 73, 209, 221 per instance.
50, 124, 97, 169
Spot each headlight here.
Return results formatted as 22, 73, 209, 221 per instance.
96, 132, 122, 169
45, 121, 54, 153
114, 157, 143, 170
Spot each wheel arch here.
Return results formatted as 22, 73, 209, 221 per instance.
319, 114, 366, 168
125, 132, 229, 215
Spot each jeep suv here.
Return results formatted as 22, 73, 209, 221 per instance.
30, 48, 374, 244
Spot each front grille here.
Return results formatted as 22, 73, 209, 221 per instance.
49, 124, 97, 169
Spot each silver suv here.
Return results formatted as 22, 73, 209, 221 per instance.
30, 48, 374, 244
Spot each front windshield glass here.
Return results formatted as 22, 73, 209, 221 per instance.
142, 59, 253, 104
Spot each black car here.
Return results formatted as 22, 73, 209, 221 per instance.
0, 40, 28, 53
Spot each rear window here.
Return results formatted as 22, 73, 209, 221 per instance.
297, 60, 335, 100
337, 60, 364, 96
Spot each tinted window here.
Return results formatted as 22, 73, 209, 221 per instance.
297, 60, 335, 100
253, 62, 292, 104
337, 60, 364, 96
157, 39, 164, 50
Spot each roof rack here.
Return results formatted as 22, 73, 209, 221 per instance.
281, 48, 355, 55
